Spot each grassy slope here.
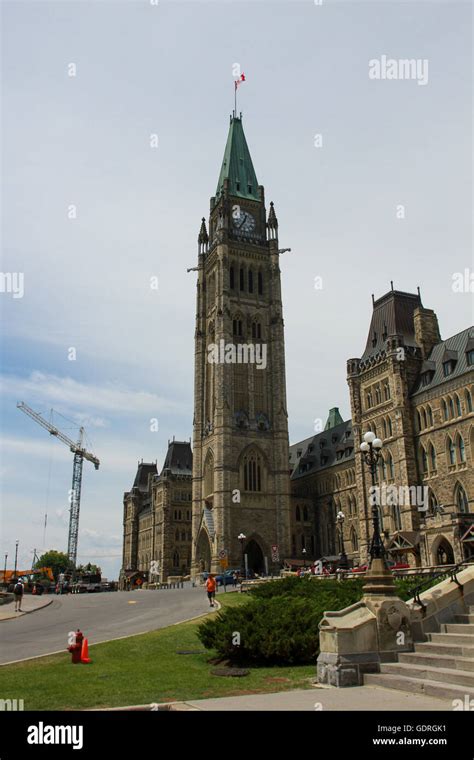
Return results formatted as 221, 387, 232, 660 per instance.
0, 594, 314, 710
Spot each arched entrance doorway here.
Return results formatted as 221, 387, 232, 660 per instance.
196, 530, 212, 573
432, 536, 454, 566
245, 539, 265, 574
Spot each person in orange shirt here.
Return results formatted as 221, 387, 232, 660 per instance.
205, 574, 217, 607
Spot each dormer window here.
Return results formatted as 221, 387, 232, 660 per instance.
421, 371, 433, 387
248, 184, 252, 193
372, 331, 377, 347
297, 450, 302, 458
236, 181, 241, 191
467, 349, 474, 366
443, 360, 456, 377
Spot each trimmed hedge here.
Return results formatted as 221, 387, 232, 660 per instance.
198, 574, 438, 665
197, 578, 363, 665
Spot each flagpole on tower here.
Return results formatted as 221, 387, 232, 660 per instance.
233, 72, 245, 118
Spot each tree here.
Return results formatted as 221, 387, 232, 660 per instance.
35, 550, 71, 580
76, 563, 101, 576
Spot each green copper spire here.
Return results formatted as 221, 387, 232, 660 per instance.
215, 116, 260, 201
324, 407, 344, 430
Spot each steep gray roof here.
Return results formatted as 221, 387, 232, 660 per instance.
132, 462, 158, 491
290, 419, 354, 480
361, 289, 422, 361
411, 327, 474, 396
160, 441, 192, 476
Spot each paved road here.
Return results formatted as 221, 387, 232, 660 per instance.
0, 585, 212, 664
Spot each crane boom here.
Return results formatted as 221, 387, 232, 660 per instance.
16, 402, 99, 467
17, 401, 100, 566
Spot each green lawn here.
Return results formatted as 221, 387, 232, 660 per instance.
0, 594, 315, 710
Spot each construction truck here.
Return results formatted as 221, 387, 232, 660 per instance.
1, 567, 55, 594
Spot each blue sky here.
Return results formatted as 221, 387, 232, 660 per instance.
1, 0, 472, 579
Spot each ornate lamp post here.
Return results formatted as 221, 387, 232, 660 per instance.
238, 533, 246, 580
302, 547, 307, 569
360, 431, 386, 564
336, 510, 349, 569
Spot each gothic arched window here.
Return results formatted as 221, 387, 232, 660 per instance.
230, 266, 235, 289
455, 394, 462, 417
428, 489, 438, 514
296, 506, 301, 522
248, 269, 254, 293
303, 506, 309, 521
466, 389, 473, 413
242, 450, 263, 492
427, 405, 433, 426
455, 483, 469, 513
442, 399, 448, 421
430, 443, 437, 471
239, 267, 245, 291
421, 446, 428, 473
458, 435, 466, 463
351, 527, 358, 552
258, 271, 263, 295
447, 437, 456, 465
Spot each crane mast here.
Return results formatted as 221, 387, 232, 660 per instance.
17, 402, 100, 567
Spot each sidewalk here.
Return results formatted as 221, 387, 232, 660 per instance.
0, 595, 53, 621
176, 685, 453, 711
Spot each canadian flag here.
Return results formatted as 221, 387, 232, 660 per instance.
234, 72, 246, 89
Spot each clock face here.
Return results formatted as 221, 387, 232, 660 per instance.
233, 210, 256, 236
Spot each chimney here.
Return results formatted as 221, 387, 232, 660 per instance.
413, 307, 441, 359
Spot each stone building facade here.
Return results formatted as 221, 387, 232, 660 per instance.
120, 112, 473, 581
190, 114, 292, 576
120, 441, 192, 585
290, 288, 474, 568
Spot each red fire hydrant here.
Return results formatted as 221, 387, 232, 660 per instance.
67, 629, 84, 664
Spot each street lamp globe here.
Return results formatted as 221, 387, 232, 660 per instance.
363, 431, 376, 444
238, 533, 246, 542
373, 438, 383, 450
360, 441, 370, 453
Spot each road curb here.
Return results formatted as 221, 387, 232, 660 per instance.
0, 598, 53, 622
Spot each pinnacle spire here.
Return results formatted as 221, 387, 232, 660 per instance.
215, 115, 259, 201
198, 217, 209, 254
198, 217, 208, 244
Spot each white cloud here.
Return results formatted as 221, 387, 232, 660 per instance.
1, 371, 181, 416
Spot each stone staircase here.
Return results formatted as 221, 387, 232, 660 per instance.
364, 606, 474, 700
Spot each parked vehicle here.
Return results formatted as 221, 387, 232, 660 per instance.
351, 560, 411, 573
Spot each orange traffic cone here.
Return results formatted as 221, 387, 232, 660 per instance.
81, 637, 91, 664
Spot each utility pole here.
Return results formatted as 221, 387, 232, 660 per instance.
14, 540, 19, 578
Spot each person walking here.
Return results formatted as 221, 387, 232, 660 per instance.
13, 579, 24, 612
205, 574, 217, 607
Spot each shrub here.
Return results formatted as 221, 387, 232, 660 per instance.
198, 578, 364, 665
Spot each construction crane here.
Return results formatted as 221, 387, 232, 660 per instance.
17, 402, 100, 567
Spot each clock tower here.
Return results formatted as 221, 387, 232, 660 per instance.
191, 114, 292, 577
